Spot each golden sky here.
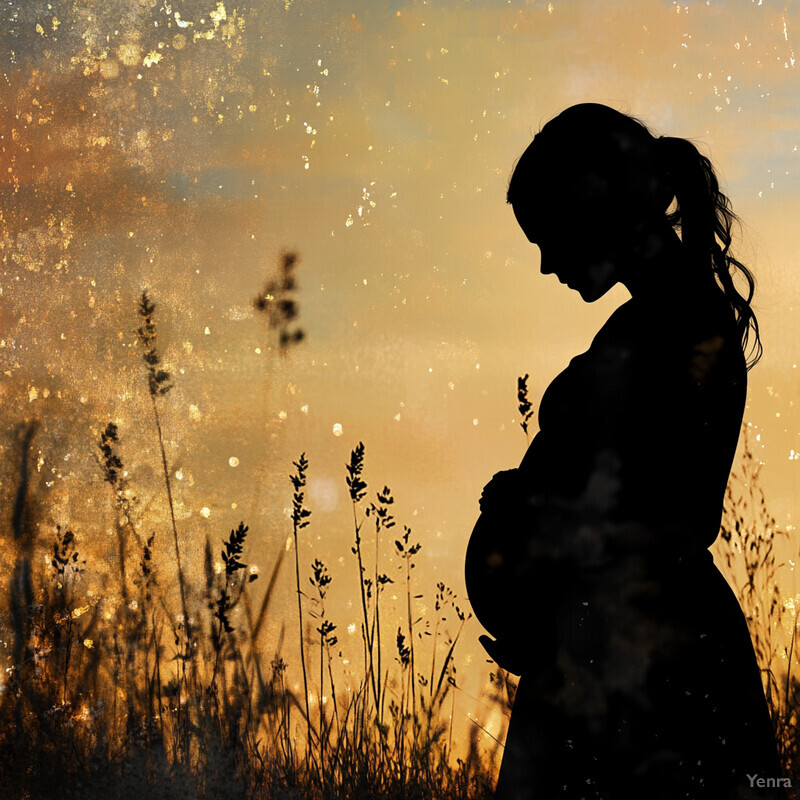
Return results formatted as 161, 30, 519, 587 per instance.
1, 0, 800, 747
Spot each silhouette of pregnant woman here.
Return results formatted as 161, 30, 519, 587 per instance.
465, 104, 785, 799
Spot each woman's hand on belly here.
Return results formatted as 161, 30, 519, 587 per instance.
479, 468, 528, 514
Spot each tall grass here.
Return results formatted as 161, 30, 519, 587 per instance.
136, 291, 190, 648
0, 289, 497, 799
712, 423, 799, 786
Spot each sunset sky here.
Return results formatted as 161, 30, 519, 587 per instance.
1, 0, 799, 748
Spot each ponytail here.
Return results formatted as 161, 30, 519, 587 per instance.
658, 136, 762, 370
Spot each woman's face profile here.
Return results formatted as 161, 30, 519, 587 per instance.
513, 202, 626, 303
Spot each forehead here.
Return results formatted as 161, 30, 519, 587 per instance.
512, 205, 539, 242
511, 199, 568, 244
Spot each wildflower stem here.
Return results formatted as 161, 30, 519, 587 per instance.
406, 556, 417, 747
290, 454, 313, 775
352, 501, 376, 722
149, 391, 190, 642
374, 519, 383, 729
294, 556, 311, 772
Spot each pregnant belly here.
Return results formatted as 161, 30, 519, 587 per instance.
465, 501, 575, 645
464, 505, 723, 668
464, 509, 517, 641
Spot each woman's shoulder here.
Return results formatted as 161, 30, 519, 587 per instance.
588, 287, 745, 395
536, 288, 744, 430
596, 287, 739, 350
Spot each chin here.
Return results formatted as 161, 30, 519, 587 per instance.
574, 282, 610, 303
577, 260, 619, 302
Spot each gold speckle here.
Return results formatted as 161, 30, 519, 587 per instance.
118, 42, 142, 67
210, 2, 227, 28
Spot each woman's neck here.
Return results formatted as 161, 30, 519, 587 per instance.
622, 228, 722, 304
